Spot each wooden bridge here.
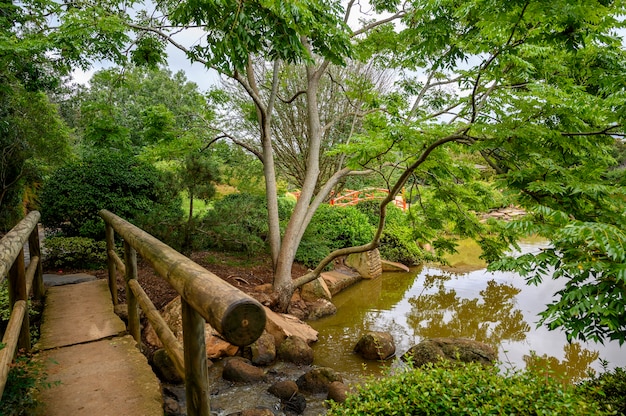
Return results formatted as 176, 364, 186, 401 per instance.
0, 210, 267, 416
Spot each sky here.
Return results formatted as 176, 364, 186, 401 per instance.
71, 29, 220, 91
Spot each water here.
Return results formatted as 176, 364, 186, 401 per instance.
309, 239, 625, 384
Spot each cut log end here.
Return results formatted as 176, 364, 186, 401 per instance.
221, 300, 267, 347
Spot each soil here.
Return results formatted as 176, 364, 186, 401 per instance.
45, 251, 310, 311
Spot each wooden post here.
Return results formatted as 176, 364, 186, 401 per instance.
182, 298, 210, 416
28, 225, 44, 300
8, 249, 30, 352
99, 210, 266, 347
124, 241, 141, 345
105, 224, 118, 306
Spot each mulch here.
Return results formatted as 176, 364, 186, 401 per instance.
44, 251, 309, 311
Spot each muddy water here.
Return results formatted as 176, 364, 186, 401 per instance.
309, 239, 625, 386
202, 239, 624, 415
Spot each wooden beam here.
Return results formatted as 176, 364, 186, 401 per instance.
0, 211, 40, 285
99, 210, 265, 347
128, 279, 185, 379
0, 300, 27, 399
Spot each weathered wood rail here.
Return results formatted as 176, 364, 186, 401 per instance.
0, 211, 44, 399
99, 209, 266, 416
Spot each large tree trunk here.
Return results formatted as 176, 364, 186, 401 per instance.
272, 63, 325, 311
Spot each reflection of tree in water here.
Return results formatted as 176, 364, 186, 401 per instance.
524, 343, 599, 383
407, 275, 530, 347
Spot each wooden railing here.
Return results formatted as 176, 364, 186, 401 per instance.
0, 211, 44, 399
99, 210, 266, 416
329, 188, 407, 210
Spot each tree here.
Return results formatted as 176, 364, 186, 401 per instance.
64, 66, 214, 156
112, 0, 626, 321
0, 0, 133, 230
177, 150, 220, 251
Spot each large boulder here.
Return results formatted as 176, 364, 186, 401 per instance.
246, 331, 276, 366
345, 249, 382, 279
268, 380, 299, 400
222, 357, 265, 383
144, 296, 239, 360
402, 337, 497, 367
300, 276, 332, 301
277, 335, 314, 365
306, 299, 337, 320
263, 307, 318, 346
354, 331, 396, 360
320, 270, 362, 295
327, 381, 349, 404
296, 367, 343, 394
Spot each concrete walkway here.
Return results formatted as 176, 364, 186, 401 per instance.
34, 279, 163, 416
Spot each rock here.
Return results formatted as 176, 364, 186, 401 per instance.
268, 380, 299, 400
327, 381, 348, 403
228, 408, 275, 416
282, 393, 306, 414
248, 331, 276, 366
381, 259, 410, 272
222, 357, 265, 383
306, 299, 337, 320
354, 331, 396, 360
296, 367, 343, 393
320, 270, 362, 295
144, 296, 239, 360
277, 336, 314, 365
287, 292, 309, 321
402, 337, 497, 367
345, 249, 382, 279
162, 385, 186, 416
263, 307, 318, 346
300, 276, 332, 301
151, 348, 184, 384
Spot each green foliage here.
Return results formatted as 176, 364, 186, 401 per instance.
327, 360, 609, 415
40, 151, 183, 240
580, 366, 626, 415
42, 237, 108, 270
0, 354, 54, 416
296, 205, 374, 267
198, 193, 270, 255
355, 201, 425, 265
166, 0, 352, 74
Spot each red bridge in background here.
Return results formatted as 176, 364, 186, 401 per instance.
329, 188, 407, 211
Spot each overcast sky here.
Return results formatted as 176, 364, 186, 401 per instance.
71, 31, 220, 91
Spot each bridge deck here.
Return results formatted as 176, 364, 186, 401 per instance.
34, 279, 162, 416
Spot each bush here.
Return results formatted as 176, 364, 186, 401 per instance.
40, 151, 183, 240
580, 366, 626, 415
296, 204, 375, 268
43, 236, 108, 269
0, 354, 54, 416
355, 201, 424, 265
327, 360, 609, 415
198, 193, 269, 255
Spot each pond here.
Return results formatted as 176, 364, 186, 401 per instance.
309, 239, 626, 384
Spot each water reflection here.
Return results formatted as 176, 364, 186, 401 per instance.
310, 240, 625, 384
407, 278, 530, 346
524, 343, 600, 382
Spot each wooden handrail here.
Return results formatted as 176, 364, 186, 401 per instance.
99, 209, 266, 416
0, 211, 44, 400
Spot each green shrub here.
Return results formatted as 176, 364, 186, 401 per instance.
0, 354, 54, 416
43, 236, 108, 269
327, 360, 609, 415
40, 151, 183, 240
296, 204, 375, 268
580, 366, 626, 415
355, 201, 425, 265
198, 193, 269, 255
